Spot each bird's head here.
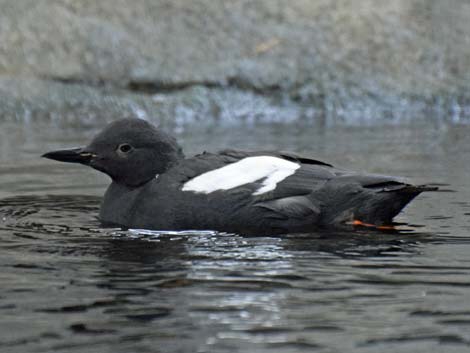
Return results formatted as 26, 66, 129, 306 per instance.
42, 118, 184, 187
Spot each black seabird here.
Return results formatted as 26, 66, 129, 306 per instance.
43, 118, 437, 234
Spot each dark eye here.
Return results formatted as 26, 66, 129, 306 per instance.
118, 143, 133, 153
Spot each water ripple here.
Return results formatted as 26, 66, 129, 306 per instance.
1, 178, 470, 353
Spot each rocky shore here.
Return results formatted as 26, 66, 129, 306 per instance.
1, 0, 469, 126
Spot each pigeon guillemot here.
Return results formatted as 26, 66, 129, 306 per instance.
43, 118, 437, 234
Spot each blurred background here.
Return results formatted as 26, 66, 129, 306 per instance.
0, 0, 469, 126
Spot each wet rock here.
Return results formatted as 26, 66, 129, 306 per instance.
0, 77, 156, 126
0, 0, 469, 123
0, 77, 306, 128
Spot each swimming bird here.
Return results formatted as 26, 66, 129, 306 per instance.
42, 118, 436, 234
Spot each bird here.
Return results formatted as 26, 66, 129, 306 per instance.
42, 118, 437, 235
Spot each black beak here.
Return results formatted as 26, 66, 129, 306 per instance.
42, 147, 96, 164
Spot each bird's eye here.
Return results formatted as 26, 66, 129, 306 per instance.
118, 143, 133, 153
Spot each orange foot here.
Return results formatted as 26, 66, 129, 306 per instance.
350, 220, 396, 231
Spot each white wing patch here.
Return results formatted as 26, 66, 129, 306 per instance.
182, 156, 300, 195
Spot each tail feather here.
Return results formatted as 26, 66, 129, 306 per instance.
358, 184, 437, 225
384, 184, 439, 194
318, 180, 438, 226
364, 181, 439, 193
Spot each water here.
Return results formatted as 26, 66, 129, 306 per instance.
1, 119, 470, 353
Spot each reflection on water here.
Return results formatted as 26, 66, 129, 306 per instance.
1, 121, 470, 353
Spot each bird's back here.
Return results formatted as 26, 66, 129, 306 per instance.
111, 149, 435, 234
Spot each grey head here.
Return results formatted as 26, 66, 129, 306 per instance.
43, 118, 184, 187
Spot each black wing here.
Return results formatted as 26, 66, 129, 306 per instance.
170, 149, 429, 227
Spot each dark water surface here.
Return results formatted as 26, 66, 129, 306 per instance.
1, 120, 470, 353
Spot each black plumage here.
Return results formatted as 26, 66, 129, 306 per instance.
42, 118, 437, 235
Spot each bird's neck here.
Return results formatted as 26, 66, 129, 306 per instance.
99, 180, 152, 227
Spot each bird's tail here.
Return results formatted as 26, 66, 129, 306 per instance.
386, 184, 439, 194
356, 184, 438, 225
